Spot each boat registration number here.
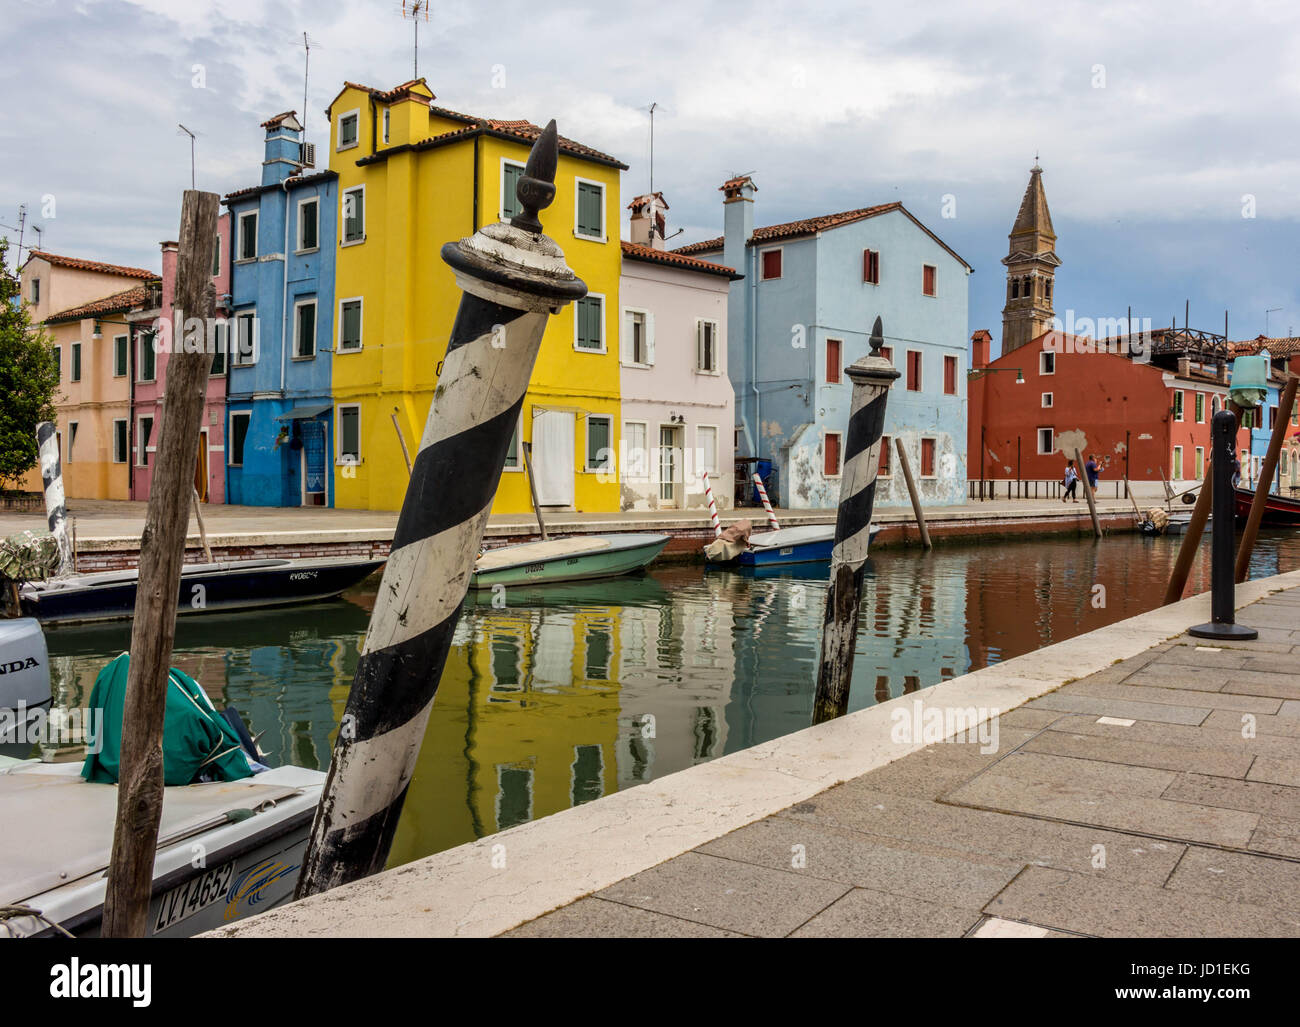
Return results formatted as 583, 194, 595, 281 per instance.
780, 547, 794, 555
153, 860, 235, 933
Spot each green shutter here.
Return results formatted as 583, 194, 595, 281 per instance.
578, 182, 602, 237
503, 164, 523, 220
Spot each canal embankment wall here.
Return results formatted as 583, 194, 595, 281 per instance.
207, 566, 1300, 938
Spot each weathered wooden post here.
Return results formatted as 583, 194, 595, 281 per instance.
893, 438, 931, 549
102, 189, 219, 936
1234, 375, 1297, 582
191, 486, 212, 562
391, 408, 413, 475
35, 421, 74, 576
1163, 458, 1212, 605
1074, 447, 1103, 538
521, 441, 548, 541
296, 122, 585, 896
812, 317, 898, 725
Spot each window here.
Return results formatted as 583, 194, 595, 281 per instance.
575, 294, 604, 352
1173, 446, 1183, 479
1040, 351, 1056, 375
921, 437, 936, 477
338, 298, 363, 352
863, 249, 880, 285
697, 319, 719, 373
31, 278, 40, 304
211, 235, 221, 276
760, 249, 782, 280
586, 416, 612, 471
138, 332, 156, 382
67, 422, 78, 463
137, 415, 154, 466
623, 309, 650, 365
210, 321, 227, 376
503, 417, 521, 470
575, 179, 604, 239
338, 110, 359, 150
298, 197, 319, 251
1242, 409, 1254, 429
1173, 391, 1184, 422
233, 311, 257, 366
293, 298, 317, 359
381, 108, 390, 145
624, 422, 648, 479
1011, 279, 1019, 299
922, 264, 937, 297
1037, 427, 1054, 454
338, 405, 361, 463
906, 350, 922, 392
112, 419, 128, 464
342, 187, 365, 244
1042, 392, 1053, 408
826, 338, 842, 384
1195, 446, 1205, 479
502, 160, 525, 221
71, 342, 82, 382
880, 345, 893, 365
697, 425, 718, 474
237, 211, 257, 260
879, 435, 892, 476
943, 354, 958, 395
1269, 405, 1278, 430
228, 411, 250, 466
824, 432, 842, 476
52, 345, 60, 380
114, 335, 128, 377
1195, 392, 1205, 424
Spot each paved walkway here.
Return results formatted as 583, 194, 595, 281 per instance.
506, 588, 1300, 938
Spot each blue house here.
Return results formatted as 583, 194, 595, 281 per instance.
223, 112, 338, 507
676, 177, 971, 508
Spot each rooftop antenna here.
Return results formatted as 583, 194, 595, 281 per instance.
177, 124, 197, 189
1266, 307, 1282, 337
648, 101, 657, 198
297, 33, 321, 145
0, 204, 35, 267
400, 1, 431, 80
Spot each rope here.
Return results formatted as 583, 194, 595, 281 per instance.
0, 904, 75, 938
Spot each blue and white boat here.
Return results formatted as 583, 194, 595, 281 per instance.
710, 523, 881, 567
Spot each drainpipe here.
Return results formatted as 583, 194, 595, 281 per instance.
280, 179, 292, 395
749, 246, 759, 461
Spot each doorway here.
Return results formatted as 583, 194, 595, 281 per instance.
658, 424, 683, 508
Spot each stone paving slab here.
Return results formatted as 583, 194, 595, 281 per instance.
789, 887, 983, 938
1065, 678, 1282, 714
1019, 727, 1255, 778
1165, 846, 1300, 912
1161, 772, 1300, 821
1024, 693, 1212, 725
505, 897, 745, 938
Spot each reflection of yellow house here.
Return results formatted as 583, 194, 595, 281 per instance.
323, 79, 626, 513
388, 605, 623, 867
17, 251, 156, 495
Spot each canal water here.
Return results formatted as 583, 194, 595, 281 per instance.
39, 530, 1300, 867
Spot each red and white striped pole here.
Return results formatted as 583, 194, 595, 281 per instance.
702, 471, 722, 538
752, 472, 780, 530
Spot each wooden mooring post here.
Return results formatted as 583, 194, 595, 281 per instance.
191, 486, 212, 562
296, 122, 587, 896
102, 190, 219, 937
522, 441, 548, 541
1075, 448, 1103, 538
894, 438, 931, 549
1163, 457, 1213, 605
391, 408, 413, 475
812, 316, 899, 725
1235, 375, 1297, 583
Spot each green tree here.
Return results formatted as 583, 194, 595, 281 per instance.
0, 238, 59, 490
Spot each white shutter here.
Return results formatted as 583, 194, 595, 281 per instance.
645, 312, 656, 366
621, 310, 632, 364
695, 320, 703, 370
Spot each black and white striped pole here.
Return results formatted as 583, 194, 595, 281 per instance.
36, 421, 74, 576
296, 121, 586, 896
812, 317, 898, 725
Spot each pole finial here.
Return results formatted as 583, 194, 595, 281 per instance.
510, 120, 559, 235
869, 315, 884, 354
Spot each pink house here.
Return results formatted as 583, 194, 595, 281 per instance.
130, 213, 231, 503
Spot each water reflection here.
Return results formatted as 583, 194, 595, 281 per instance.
38, 531, 1300, 868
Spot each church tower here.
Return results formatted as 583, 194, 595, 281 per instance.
1000, 162, 1060, 353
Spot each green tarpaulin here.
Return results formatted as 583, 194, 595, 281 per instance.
81, 653, 255, 786
0, 530, 60, 583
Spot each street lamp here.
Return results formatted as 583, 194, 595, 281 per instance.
967, 367, 1025, 384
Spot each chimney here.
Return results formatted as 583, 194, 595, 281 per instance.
1177, 354, 1190, 376
722, 175, 755, 276
628, 192, 668, 250
261, 111, 304, 187
971, 329, 992, 369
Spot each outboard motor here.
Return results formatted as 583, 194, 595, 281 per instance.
0, 617, 52, 759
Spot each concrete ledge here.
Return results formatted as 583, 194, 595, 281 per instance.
208, 567, 1300, 938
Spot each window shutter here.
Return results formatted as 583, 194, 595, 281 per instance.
696, 320, 704, 370
621, 311, 632, 363
645, 312, 655, 365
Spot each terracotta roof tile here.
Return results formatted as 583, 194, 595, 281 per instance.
45, 285, 152, 324
621, 241, 739, 278
23, 250, 154, 280
1231, 336, 1300, 359
260, 110, 299, 130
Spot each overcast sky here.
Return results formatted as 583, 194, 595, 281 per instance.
4, 0, 1299, 353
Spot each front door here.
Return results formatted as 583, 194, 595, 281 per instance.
533, 410, 575, 507
301, 418, 327, 506
659, 425, 682, 508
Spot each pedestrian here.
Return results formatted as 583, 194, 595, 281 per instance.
1062, 460, 1079, 503
1085, 454, 1100, 490
1231, 450, 1242, 488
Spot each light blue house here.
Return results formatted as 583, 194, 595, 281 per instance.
676, 177, 971, 508
223, 112, 338, 507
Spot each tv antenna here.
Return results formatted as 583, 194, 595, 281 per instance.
293, 33, 323, 144
400, 1, 431, 79
647, 101, 657, 197
0, 204, 43, 268
177, 124, 197, 189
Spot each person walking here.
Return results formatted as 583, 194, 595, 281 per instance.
1062, 460, 1079, 502
1085, 454, 1100, 490
1231, 450, 1242, 488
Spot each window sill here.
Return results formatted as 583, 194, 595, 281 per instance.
291, 354, 316, 362
622, 361, 653, 370
335, 458, 364, 467
573, 231, 606, 243
234, 257, 256, 265
335, 345, 363, 354
337, 142, 359, 153
295, 247, 320, 256
574, 345, 608, 355
340, 236, 366, 248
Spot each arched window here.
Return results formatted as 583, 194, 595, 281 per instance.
1045, 280, 1052, 301
1011, 279, 1019, 299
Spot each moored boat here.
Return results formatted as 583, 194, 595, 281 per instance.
1233, 486, 1300, 527
708, 523, 880, 567
470, 533, 669, 589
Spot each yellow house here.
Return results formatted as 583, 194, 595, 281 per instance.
323, 79, 627, 513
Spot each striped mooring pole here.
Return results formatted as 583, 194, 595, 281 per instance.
812, 316, 899, 725
702, 471, 722, 537
752, 472, 780, 529
296, 121, 587, 896
36, 421, 74, 576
